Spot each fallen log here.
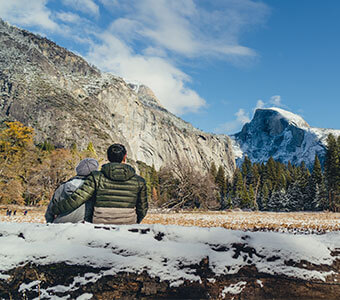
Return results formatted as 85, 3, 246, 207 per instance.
0, 223, 339, 299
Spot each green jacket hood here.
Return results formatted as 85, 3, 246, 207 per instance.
101, 163, 136, 181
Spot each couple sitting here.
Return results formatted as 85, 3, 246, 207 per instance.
45, 144, 148, 225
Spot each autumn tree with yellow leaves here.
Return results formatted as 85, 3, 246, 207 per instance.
0, 121, 35, 204
0, 121, 94, 205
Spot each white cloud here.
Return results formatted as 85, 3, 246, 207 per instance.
0, 0, 270, 116
0, 0, 58, 31
215, 94, 286, 135
61, 0, 99, 17
86, 0, 269, 114
56, 12, 82, 24
86, 32, 205, 114
215, 108, 250, 134
98, 0, 119, 7
102, 0, 268, 59
256, 99, 265, 109
235, 108, 250, 124
269, 95, 282, 107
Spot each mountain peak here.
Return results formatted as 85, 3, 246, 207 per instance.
252, 107, 310, 128
257, 107, 310, 128
232, 107, 339, 167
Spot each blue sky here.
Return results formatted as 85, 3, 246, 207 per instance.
0, 0, 339, 134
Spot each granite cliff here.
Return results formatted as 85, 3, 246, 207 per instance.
232, 107, 340, 167
0, 19, 235, 175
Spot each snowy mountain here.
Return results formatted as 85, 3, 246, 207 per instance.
0, 222, 339, 299
231, 107, 340, 167
0, 19, 235, 175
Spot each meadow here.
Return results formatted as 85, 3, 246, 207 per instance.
1, 206, 339, 233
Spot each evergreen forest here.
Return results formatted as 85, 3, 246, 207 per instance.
0, 121, 339, 212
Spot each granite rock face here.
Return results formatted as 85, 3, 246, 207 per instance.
0, 19, 235, 175
232, 107, 340, 167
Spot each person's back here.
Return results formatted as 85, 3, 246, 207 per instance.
45, 176, 88, 223
91, 162, 146, 224
45, 158, 99, 223
52, 144, 148, 225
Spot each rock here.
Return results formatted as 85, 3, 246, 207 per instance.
232, 107, 340, 167
0, 19, 235, 175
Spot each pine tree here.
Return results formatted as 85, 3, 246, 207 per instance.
308, 155, 324, 210
241, 155, 253, 185
286, 161, 294, 186
248, 184, 257, 210
324, 134, 340, 211
232, 168, 244, 208
258, 180, 270, 210
298, 162, 311, 210
252, 163, 261, 200
267, 189, 289, 212
240, 185, 251, 209
216, 165, 226, 207
264, 157, 277, 190
225, 195, 233, 209
312, 181, 328, 211
287, 180, 304, 211
312, 155, 323, 184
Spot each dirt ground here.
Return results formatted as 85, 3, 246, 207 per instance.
1, 205, 339, 232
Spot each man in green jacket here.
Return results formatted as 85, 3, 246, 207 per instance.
52, 144, 148, 224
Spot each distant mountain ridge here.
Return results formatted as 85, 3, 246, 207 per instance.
232, 107, 340, 167
0, 19, 235, 175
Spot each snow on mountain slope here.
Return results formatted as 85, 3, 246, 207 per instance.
0, 19, 235, 175
267, 107, 310, 128
231, 107, 340, 167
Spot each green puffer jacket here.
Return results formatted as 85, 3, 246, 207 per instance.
52, 163, 148, 224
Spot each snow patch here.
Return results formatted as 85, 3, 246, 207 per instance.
266, 107, 309, 128
0, 273, 10, 280
221, 281, 247, 297
0, 222, 338, 298
19, 280, 41, 292
76, 294, 93, 300
256, 279, 263, 287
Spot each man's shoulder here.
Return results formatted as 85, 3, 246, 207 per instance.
133, 174, 146, 184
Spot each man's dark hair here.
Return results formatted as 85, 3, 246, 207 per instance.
107, 144, 127, 163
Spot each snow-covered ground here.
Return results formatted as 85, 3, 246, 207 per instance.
0, 222, 339, 299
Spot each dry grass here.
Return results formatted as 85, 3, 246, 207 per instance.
1, 206, 339, 233
143, 210, 340, 233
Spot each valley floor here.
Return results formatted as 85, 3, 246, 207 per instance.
1, 205, 339, 233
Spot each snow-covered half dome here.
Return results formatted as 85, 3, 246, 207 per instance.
264, 107, 310, 129
231, 107, 340, 167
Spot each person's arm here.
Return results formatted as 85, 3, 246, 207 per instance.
45, 200, 55, 223
136, 178, 148, 223
45, 185, 64, 223
52, 174, 97, 215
